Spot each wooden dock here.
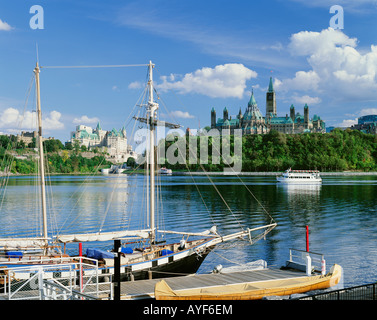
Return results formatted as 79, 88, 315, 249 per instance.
119, 268, 308, 300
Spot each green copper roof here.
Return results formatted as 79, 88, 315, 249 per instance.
268, 77, 274, 92
270, 116, 293, 124
248, 90, 257, 107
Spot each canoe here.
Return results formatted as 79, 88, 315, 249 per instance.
154, 264, 342, 300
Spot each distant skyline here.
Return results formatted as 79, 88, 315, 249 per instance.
1, 0, 377, 142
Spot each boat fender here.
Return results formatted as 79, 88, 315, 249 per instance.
179, 239, 186, 250
321, 258, 326, 276
212, 264, 223, 273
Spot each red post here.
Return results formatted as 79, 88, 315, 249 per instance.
79, 243, 83, 294
306, 226, 309, 252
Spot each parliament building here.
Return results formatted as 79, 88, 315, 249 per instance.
210, 77, 325, 134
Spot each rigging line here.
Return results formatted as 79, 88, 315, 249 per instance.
40, 64, 149, 69
209, 135, 276, 224
153, 67, 275, 224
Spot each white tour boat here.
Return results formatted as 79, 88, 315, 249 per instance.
276, 168, 322, 183
159, 167, 172, 175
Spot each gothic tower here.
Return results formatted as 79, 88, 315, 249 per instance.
266, 77, 277, 117
211, 107, 216, 128
290, 104, 295, 121
304, 103, 309, 129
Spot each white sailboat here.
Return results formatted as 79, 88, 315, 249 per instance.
0, 61, 277, 283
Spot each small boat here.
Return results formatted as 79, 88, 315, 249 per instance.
277, 168, 322, 183
154, 264, 342, 300
159, 167, 172, 175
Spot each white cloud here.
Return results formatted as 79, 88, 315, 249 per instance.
292, 95, 322, 105
43, 111, 64, 130
359, 108, 377, 116
0, 108, 64, 131
337, 108, 377, 127
169, 110, 195, 119
128, 81, 143, 89
73, 115, 99, 125
275, 70, 320, 92
157, 64, 257, 99
0, 19, 12, 31
277, 28, 377, 102
338, 118, 358, 127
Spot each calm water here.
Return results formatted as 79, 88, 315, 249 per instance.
1, 174, 377, 288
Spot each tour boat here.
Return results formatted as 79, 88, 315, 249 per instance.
159, 167, 172, 175
277, 168, 322, 183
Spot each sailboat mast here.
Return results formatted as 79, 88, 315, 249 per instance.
34, 63, 48, 246
148, 61, 158, 243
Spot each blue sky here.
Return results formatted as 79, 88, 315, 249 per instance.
1, 0, 377, 143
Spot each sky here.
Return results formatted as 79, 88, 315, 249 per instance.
1, 0, 377, 143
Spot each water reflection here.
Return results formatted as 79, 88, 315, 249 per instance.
0, 174, 376, 288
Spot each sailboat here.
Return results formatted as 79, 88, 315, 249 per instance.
0, 61, 277, 284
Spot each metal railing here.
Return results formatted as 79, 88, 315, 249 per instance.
287, 248, 326, 275
0, 258, 112, 300
295, 282, 377, 300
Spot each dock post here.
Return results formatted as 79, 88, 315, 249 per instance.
306, 225, 309, 252
114, 239, 121, 300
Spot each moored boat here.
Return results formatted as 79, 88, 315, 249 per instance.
154, 264, 342, 300
0, 61, 277, 285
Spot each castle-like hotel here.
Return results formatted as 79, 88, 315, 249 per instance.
70, 123, 136, 162
211, 77, 325, 134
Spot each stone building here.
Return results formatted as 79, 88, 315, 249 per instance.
211, 77, 326, 134
70, 122, 135, 162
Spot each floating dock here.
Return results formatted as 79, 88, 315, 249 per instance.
119, 267, 311, 300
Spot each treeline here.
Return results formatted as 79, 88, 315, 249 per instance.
0, 135, 112, 174
159, 128, 377, 172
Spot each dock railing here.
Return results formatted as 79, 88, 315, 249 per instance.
287, 248, 326, 275
0, 257, 112, 300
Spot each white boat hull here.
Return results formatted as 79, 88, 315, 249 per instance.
276, 177, 322, 183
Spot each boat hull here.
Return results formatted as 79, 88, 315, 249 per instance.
155, 264, 342, 300
0, 240, 215, 287
276, 177, 322, 183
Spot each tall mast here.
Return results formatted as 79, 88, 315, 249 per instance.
148, 61, 158, 243
34, 63, 48, 247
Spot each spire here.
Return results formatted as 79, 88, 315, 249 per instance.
248, 89, 257, 107
268, 77, 274, 93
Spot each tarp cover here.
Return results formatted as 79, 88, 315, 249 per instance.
86, 248, 114, 260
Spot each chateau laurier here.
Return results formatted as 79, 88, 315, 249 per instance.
211, 78, 325, 134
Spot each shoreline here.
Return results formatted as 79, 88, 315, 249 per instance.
3, 171, 377, 177
178, 171, 377, 176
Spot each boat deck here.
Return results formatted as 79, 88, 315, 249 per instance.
119, 267, 307, 299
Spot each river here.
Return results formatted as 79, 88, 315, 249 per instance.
1, 173, 376, 288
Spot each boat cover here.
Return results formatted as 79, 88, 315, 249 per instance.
86, 248, 115, 260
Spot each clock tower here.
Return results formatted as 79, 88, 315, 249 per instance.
266, 77, 277, 117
